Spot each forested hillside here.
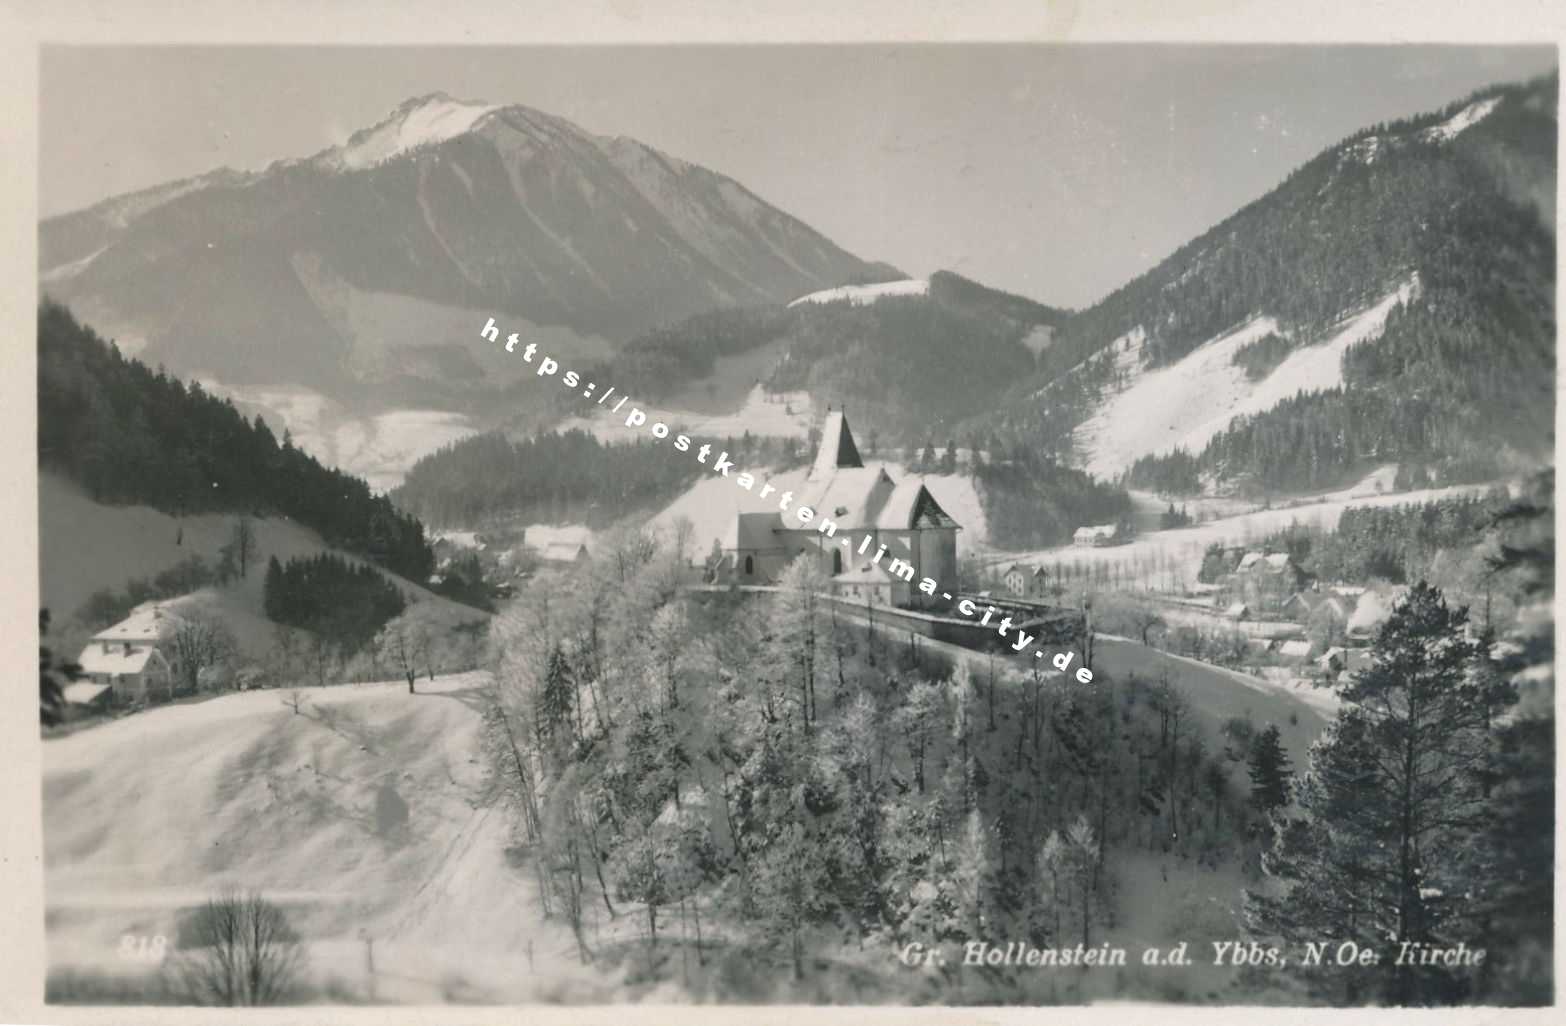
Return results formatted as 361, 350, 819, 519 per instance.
604, 268, 1062, 441
392, 429, 706, 528
979, 76, 1556, 490
38, 302, 435, 581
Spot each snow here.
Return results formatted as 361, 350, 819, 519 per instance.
43, 672, 615, 1003
41, 245, 109, 284
327, 95, 500, 171
1420, 97, 1502, 143
556, 385, 815, 444
196, 378, 479, 493
648, 459, 987, 567
788, 278, 929, 308
1074, 278, 1418, 481
979, 479, 1496, 594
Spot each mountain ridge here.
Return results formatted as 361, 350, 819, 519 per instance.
39, 92, 901, 393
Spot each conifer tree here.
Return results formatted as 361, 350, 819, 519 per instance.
1248, 583, 1495, 1004
1246, 724, 1291, 813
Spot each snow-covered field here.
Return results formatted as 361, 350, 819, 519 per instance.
42, 673, 612, 1004
788, 278, 929, 307
981, 480, 1498, 592
197, 378, 479, 493
1073, 278, 1418, 480
556, 384, 815, 444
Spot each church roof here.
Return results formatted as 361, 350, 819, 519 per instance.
801, 466, 896, 527
808, 410, 864, 481
874, 479, 958, 530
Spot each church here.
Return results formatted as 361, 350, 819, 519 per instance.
720, 410, 960, 608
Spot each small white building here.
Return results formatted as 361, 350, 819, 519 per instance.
1003, 563, 1028, 596
76, 603, 181, 703
1073, 523, 1125, 548
832, 560, 911, 607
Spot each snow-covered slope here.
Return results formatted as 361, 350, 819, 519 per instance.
318, 93, 500, 171
43, 673, 610, 1003
1420, 96, 1503, 143
789, 278, 929, 307
1073, 277, 1419, 480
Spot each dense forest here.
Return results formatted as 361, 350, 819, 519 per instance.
1222, 492, 1510, 588
393, 429, 707, 528
479, 473, 1552, 1004
974, 451, 1133, 549
979, 76, 1556, 490
38, 302, 435, 581
262, 553, 406, 652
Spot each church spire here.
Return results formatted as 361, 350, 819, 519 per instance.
808, 409, 864, 481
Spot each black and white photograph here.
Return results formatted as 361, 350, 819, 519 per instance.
4, 0, 1561, 1017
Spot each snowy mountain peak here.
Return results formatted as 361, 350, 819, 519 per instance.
318, 93, 501, 171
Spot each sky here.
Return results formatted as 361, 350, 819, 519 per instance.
39, 45, 1556, 309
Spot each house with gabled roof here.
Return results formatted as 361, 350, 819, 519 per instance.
76, 602, 182, 703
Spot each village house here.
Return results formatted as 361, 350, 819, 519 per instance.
536, 541, 590, 564
1280, 588, 1354, 625
1225, 551, 1303, 615
76, 602, 181, 703
721, 410, 960, 608
1002, 563, 1051, 598
1073, 522, 1128, 548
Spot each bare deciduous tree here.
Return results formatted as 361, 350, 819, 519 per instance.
231, 517, 257, 579
170, 890, 305, 1006
169, 614, 237, 694
377, 621, 425, 693
280, 689, 308, 716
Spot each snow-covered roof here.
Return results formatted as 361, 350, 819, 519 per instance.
92, 602, 181, 644
1277, 640, 1312, 658
1238, 551, 1293, 573
800, 467, 896, 528
79, 645, 158, 677
808, 410, 864, 481
535, 541, 588, 563
63, 682, 113, 705
874, 479, 957, 531
1074, 523, 1119, 541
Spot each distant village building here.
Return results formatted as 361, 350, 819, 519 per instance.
61, 681, 113, 718
536, 541, 590, 565
1001, 563, 1051, 598
722, 410, 960, 608
1225, 551, 1303, 614
76, 602, 181, 703
1073, 523, 1127, 548
1281, 588, 1354, 625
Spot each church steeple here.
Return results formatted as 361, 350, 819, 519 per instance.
808, 407, 864, 480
